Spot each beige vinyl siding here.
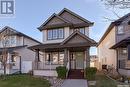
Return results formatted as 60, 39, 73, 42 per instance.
98, 26, 116, 69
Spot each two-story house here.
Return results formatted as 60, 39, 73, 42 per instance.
29, 8, 97, 79
98, 13, 130, 76
0, 26, 41, 74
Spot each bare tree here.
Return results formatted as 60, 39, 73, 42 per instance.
0, 29, 11, 75
0, 33, 8, 75
101, 0, 130, 9
100, 0, 130, 22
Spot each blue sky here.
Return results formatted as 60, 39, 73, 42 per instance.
0, 0, 129, 55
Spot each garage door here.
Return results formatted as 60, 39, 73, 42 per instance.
21, 61, 32, 73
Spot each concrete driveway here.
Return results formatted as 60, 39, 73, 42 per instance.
61, 79, 88, 87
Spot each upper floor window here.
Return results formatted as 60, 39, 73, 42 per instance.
79, 28, 85, 34
117, 25, 124, 34
10, 36, 16, 45
72, 28, 85, 34
47, 28, 64, 40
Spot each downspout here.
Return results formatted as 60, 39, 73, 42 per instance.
116, 49, 119, 73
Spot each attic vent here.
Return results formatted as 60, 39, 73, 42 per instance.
128, 20, 130, 25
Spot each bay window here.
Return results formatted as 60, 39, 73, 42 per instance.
47, 28, 64, 40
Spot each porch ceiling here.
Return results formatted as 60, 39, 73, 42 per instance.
110, 37, 130, 49
28, 43, 91, 52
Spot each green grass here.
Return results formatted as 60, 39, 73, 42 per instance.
0, 75, 50, 87
89, 72, 117, 87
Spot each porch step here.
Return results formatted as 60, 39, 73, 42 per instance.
68, 69, 84, 79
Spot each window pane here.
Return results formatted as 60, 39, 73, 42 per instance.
46, 53, 51, 64
11, 36, 16, 45
79, 28, 85, 34
59, 52, 64, 64
52, 52, 58, 64
47, 30, 52, 40
58, 29, 64, 38
118, 25, 124, 34
11, 55, 17, 62
53, 29, 58, 39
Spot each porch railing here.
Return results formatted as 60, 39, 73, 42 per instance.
33, 61, 63, 70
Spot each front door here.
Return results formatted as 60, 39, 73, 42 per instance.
70, 52, 84, 69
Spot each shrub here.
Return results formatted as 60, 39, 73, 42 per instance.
85, 67, 97, 80
56, 66, 67, 79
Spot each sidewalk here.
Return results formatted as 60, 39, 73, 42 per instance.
61, 79, 88, 87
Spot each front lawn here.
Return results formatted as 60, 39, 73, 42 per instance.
89, 72, 117, 87
0, 75, 50, 87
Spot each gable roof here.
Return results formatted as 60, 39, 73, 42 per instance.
1, 26, 42, 44
38, 13, 71, 31
97, 12, 130, 46
58, 8, 94, 25
61, 30, 97, 46
38, 8, 94, 31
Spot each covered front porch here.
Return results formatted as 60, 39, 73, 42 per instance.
32, 45, 90, 77
0, 46, 24, 74
111, 37, 130, 76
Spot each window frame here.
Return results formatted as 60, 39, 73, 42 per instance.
79, 28, 85, 34
72, 27, 85, 34
11, 55, 17, 62
58, 28, 64, 39
47, 28, 64, 40
47, 29, 53, 40
45, 52, 64, 65
117, 25, 124, 35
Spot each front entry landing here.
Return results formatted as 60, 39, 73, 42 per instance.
68, 52, 84, 79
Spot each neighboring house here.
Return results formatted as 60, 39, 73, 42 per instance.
90, 55, 98, 68
0, 26, 41, 74
98, 13, 130, 76
97, 23, 117, 70
29, 8, 97, 79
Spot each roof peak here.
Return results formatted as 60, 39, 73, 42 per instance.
0, 26, 41, 44
38, 8, 94, 31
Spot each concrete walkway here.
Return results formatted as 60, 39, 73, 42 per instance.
61, 79, 88, 87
